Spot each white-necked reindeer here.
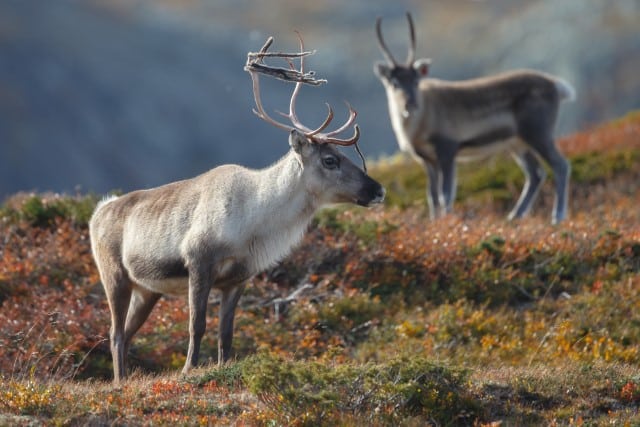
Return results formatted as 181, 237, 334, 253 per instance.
374, 13, 574, 224
89, 36, 384, 383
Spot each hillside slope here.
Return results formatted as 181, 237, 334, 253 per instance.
0, 112, 639, 425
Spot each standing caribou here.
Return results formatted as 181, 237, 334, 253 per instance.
89, 36, 384, 383
374, 13, 575, 224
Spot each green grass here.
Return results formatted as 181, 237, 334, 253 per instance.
0, 193, 100, 227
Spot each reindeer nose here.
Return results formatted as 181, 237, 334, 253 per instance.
374, 186, 386, 203
359, 182, 385, 207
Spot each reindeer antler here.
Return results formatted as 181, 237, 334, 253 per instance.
244, 34, 361, 147
376, 12, 416, 66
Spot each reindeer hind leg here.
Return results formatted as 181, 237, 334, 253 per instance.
508, 149, 546, 220
516, 100, 569, 223
95, 251, 132, 383
533, 141, 570, 224
519, 129, 570, 223
123, 286, 162, 365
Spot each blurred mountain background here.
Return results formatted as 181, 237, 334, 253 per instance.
0, 0, 638, 198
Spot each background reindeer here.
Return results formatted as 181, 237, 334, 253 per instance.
374, 13, 575, 224
89, 36, 384, 383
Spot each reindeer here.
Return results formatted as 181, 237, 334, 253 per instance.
89, 36, 385, 383
374, 13, 574, 224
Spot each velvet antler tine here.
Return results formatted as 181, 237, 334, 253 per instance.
375, 16, 397, 66
323, 124, 360, 146
406, 12, 416, 65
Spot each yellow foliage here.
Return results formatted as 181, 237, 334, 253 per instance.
0, 379, 59, 414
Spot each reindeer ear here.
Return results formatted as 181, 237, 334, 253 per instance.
373, 62, 391, 79
289, 129, 312, 156
413, 59, 431, 76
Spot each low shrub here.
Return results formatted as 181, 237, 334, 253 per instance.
241, 352, 480, 425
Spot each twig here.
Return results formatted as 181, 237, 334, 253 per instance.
245, 36, 327, 86
244, 63, 326, 85
272, 283, 314, 319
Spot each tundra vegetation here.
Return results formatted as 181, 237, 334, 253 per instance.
0, 111, 639, 425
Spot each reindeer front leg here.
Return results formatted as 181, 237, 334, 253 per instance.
184, 268, 214, 374
218, 283, 246, 364
424, 163, 442, 220
439, 157, 457, 215
432, 135, 458, 216
416, 146, 447, 220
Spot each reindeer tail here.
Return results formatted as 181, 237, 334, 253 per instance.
554, 77, 576, 102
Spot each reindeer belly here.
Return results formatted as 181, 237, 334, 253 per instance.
457, 137, 522, 162
141, 278, 189, 295
124, 254, 190, 295
125, 254, 252, 295
452, 116, 520, 162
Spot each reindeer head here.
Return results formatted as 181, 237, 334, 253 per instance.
374, 13, 431, 117
285, 130, 383, 206
246, 35, 385, 207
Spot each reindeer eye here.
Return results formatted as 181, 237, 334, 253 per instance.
322, 156, 339, 169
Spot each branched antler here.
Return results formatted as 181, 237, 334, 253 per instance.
244, 34, 362, 149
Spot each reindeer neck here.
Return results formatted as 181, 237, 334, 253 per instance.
253, 150, 318, 226
387, 87, 429, 153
